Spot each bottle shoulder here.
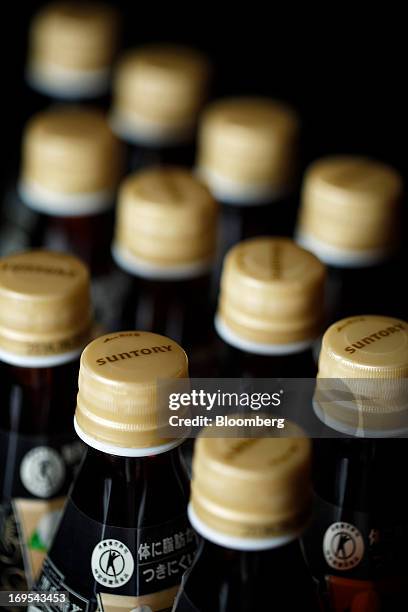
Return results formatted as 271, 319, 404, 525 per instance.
177, 538, 320, 612
70, 446, 190, 528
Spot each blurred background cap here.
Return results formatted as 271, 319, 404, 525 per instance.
197, 97, 299, 204
297, 156, 403, 267
113, 166, 218, 278
26, 1, 120, 99
111, 44, 211, 146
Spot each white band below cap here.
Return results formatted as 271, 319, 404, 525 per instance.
110, 111, 193, 147
196, 166, 288, 206
215, 314, 315, 356
296, 231, 392, 268
74, 417, 184, 457
26, 64, 111, 99
312, 398, 408, 438
188, 505, 302, 551
0, 345, 83, 368
18, 180, 115, 217
112, 243, 212, 281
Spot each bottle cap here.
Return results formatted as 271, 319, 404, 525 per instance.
75, 331, 189, 451
0, 250, 92, 362
297, 156, 403, 266
27, 1, 119, 98
315, 315, 408, 435
111, 44, 210, 145
112, 167, 218, 279
197, 97, 299, 204
216, 237, 326, 353
19, 107, 123, 216
191, 425, 311, 541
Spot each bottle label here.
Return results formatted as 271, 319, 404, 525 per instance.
0, 430, 84, 589
36, 498, 197, 611
302, 495, 408, 611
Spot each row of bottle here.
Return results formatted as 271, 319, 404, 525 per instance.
2, 104, 406, 340
0, 247, 407, 610
11, 5, 406, 333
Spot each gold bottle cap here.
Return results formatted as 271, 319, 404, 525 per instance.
319, 315, 408, 378
215, 237, 326, 352
110, 44, 210, 144
197, 97, 299, 203
75, 331, 189, 453
190, 426, 312, 544
19, 107, 123, 216
0, 250, 92, 363
27, 1, 119, 98
315, 316, 408, 435
112, 167, 218, 278
297, 156, 403, 266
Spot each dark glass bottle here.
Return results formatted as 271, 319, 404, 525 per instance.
296, 156, 405, 322
214, 237, 326, 378
173, 429, 320, 611
175, 538, 319, 612
0, 5, 120, 263
36, 331, 196, 611
196, 97, 300, 281
119, 274, 215, 376
18, 107, 123, 270
303, 315, 408, 611
24, 1, 119, 114
112, 167, 218, 376
0, 250, 92, 591
15, 106, 125, 329
110, 44, 210, 173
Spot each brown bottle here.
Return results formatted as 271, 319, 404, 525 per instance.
0, 250, 93, 590
303, 315, 408, 611
215, 237, 326, 378
173, 424, 321, 611
25, 1, 119, 109
196, 97, 300, 281
296, 156, 405, 321
15, 106, 125, 329
35, 331, 195, 611
110, 44, 210, 172
112, 167, 219, 375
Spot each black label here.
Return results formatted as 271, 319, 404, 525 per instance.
36, 498, 197, 611
0, 429, 84, 590
0, 429, 83, 501
302, 495, 408, 610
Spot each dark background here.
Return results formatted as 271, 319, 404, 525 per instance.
1, 2, 406, 194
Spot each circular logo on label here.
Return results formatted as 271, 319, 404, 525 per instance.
323, 522, 365, 570
91, 539, 134, 588
20, 446, 66, 498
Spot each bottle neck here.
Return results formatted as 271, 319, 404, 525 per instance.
70, 444, 190, 527
0, 358, 79, 435
32, 210, 114, 276
219, 338, 317, 377
313, 437, 408, 512
118, 271, 213, 348
76, 444, 187, 481
180, 529, 316, 612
